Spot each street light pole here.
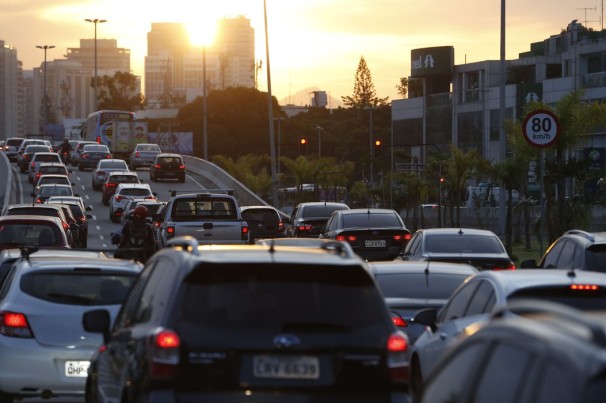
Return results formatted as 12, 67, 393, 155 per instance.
202, 45, 208, 160
85, 18, 107, 111
316, 126, 323, 159
36, 44, 55, 132
263, 0, 279, 208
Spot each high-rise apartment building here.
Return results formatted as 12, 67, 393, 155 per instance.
0, 40, 20, 140
145, 17, 255, 108
66, 39, 130, 75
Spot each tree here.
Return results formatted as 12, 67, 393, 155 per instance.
341, 56, 389, 108
395, 77, 423, 98
93, 71, 146, 111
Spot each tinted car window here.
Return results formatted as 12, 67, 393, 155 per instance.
20, 272, 136, 305
138, 145, 161, 152
342, 213, 401, 227
465, 280, 496, 316
441, 281, 480, 321
100, 161, 128, 169
508, 286, 606, 310
586, 245, 606, 271
542, 241, 564, 268
178, 264, 389, 335
376, 273, 472, 299
109, 175, 138, 183
422, 342, 486, 403
303, 205, 346, 218
158, 156, 182, 164
121, 188, 152, 197
535, 363, 576, 403
557, 241, 577, 269
425, 235, 505, 254
0, 223, 64, 247
474, 343, 533, 403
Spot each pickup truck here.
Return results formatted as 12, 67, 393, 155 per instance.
155, 191, 250, 248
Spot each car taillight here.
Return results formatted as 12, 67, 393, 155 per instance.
167, 225, 175, 238
391, 314, 408, 328
105, 183, 117, 189
154, 164, 161, 169
35, 197, 43, 204
493, 263, 516, 271
115, 195, 124, 201
149, 329, 180, 379
179, 164, 185, 170
242, 223, 249, 241
278, 221, 284, 231
387, 331, 409, 383
30, 162, 35, 168
135, 152, 140, 157
79, 216, 86, 223
62, 221, 69, 230
96, 136, 101, 143
36, 173, 41, 179
336, 234, 357, 242
0, 311, 33, 338
106, 154, 112, 158
145, 196, 155, 200
82, 154, 88, 159
298, 224, 313, 232
571, 284, 600, 291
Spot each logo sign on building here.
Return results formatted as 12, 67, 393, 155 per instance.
411, 46, 454, 77
583, 148, 606, 173
522, 109, 560, 148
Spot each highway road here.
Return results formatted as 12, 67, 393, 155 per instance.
10, 162, 207, 250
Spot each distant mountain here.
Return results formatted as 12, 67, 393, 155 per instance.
278, 87, 343, 108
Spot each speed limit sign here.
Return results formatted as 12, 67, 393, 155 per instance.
522, 109, 560, 148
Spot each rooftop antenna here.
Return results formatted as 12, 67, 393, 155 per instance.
577, 6, 600, 28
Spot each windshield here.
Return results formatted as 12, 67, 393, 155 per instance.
425, 234, 505, 254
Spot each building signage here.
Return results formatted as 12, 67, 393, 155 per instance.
410, 46, 454, 77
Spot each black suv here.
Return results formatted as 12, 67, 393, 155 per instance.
83, 237, 409, 403
149, 153, 185, 183
521, 229, 606, 271
421, 299, 606, 403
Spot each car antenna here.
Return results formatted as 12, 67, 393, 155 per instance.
458, 228, 464, 235
424, 261, 430, 288
269, 238, 275, 254
567, 269, 576, 279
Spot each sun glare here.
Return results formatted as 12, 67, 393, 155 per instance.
186, 19, 217, 46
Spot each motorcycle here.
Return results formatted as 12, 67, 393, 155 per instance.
60, 150, 70, 164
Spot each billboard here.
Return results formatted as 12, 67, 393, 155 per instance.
411, 46, 454, 77
148, 132, 194, 155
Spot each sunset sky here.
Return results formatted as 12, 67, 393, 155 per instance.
0, 0, 593, 104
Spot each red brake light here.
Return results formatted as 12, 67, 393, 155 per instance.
154, 164, 161, 169
96, 136, 101, 143
493, 263, 517, 271
179, 164, 185, 169
167, 225, 175, 237
62, 222, 69, 230
391, 315, 408, 328
115, 195, 124, 201
135, 152, 140, 157
150, 329, 180, 379
571, 284, 599, 291
0, 311, 33, 338
278, 221, 284, 231
387, 331, 409, 383
336, 235, 357, 242
106, 154, 112, 158
242, 224, 249, 241
298, 224, 313, 232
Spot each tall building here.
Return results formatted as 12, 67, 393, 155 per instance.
66, 39, 130, 75
145, 17, 255, 108
0, 40, 20, 140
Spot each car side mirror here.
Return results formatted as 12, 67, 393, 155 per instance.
86, 214, 93, 219
71, 183, 75, 186
74, 193, 80, 197
86, 206, 93, 211
82, 309, 111, 344
413, 308, 438, 327
152, 192, 158, 197
520, 259, 538, 269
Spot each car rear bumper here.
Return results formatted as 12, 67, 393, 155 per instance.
152, 390, 408, 403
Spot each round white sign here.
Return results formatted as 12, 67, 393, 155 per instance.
522, 110, 560, 148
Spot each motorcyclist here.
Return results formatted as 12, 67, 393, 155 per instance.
118, 205, 155, 262
59, 138, 72, 163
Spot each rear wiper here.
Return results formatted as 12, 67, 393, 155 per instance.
47, 293, 93, 305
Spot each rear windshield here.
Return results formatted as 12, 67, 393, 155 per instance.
20, 272, 136, 306
109, 175, 139, 183
38, 167, 67, 175
25, 146, 49, 153
376, 272, 472, 299
100, 161, 127, 169
241, 209, 279, 224
343, 213, 401, 228
586, 245, 606, 272
38, 177, 70, 185
508, 286, 606, 310
0, 222, 64, 247
172, 199, 236, 219
138, 145, 160, 152
83, 145, 108, 152
39, 187, 72, 196
158, 156, 182, 164
121, 188, 151, 197
6, 208, 60, 218
35, 154, 60, 162
6, 139, 23, 146
177, 264, 389, 333
425, 234, 505, 254
303, 205, 347, 218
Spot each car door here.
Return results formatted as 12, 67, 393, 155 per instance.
416, 279, 496, 376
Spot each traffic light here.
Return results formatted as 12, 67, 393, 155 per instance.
374, 139, 383, 157
299, 137, 308, 155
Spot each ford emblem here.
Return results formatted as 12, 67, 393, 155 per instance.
273, 334, 301, 348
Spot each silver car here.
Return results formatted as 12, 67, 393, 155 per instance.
0, 249, 142, 402
129, 143, 161, 170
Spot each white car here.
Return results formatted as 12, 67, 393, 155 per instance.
27, 152, 62, 184
109, 183, 157, 223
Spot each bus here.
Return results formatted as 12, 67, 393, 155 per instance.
80, 110, 139, 161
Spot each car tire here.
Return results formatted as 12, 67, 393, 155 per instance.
179, 176, 185, 183
0, 391, 14, 403
410, 358, 424, 403
102, 198, 108, 206
78, 164, 84, 172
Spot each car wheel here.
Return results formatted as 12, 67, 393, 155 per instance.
102, 197, 108, 206
0, 391, 14, 403
78, 164, 83, 172
109, 210, 114, 221
179, 176, 185, 183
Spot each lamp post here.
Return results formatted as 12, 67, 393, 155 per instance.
316, 126, 323, 158
85, 18, 107, 111
202, 45, 208, 160
36, 44, 55, 132
263, 0, 278, 208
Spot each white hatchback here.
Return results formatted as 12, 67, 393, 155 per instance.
109, 183, 157, 222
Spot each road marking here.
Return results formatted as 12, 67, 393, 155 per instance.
102, 243, 107, 248
96, 225, 101, 231
188, 174, 204, 188
85, 195, 89, 200
100, 235, 104, 240
81, 185, 85, 190
92, 215, 97, 220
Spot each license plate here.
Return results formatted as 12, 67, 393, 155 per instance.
365, 240, 386, 248
65, 361, 90, 377
253, 355, 319, 379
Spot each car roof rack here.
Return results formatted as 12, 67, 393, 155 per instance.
165, 236, 200, 255
565, 229, 595, 242
169, 189, 235, 198
492, 298, 606, 347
